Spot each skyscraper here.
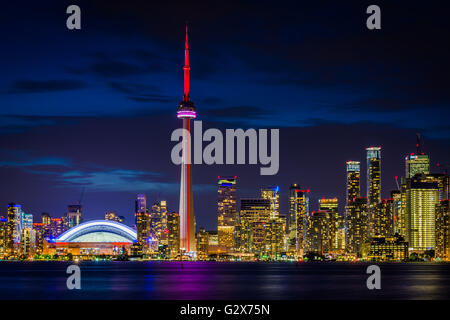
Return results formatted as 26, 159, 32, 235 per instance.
305, 210, 331, 256
346, 161, 360, 203
217, 176, 237, 252
5, 203, 22, 255
366, 147, 381, 205
367, 147, 381, 238
135, 194, 150, 250
346, 197, 369, 257
177, 25, 196, 253
261, 186, 280, 219
167, 212, 180, 259
288, 185, 309, 257
319, 198, 342, 253
435, 199, 449, 261
405, 154, 430, 178
67, 204, 83, 229
135, 194, 147, 214
151, 201, 168, 245
406, 176, 439, 251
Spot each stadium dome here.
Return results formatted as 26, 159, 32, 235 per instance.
56, 220, 137, 243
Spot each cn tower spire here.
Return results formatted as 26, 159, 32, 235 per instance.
183, 23, 190, 102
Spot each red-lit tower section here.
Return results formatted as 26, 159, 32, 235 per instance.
177, 25, 196, 254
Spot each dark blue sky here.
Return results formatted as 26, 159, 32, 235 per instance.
0, 1, 449, 230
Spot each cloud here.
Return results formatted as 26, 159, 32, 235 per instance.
0, 157, 70, 168
106, 81, 173, 103
203, 106, 272, 119
9, 80, 86, 93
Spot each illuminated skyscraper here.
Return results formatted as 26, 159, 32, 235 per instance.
346, 161, 361, 203
135, 194, 147, 214
346, 197, 369, 257
319, 198, 342, 253
5, 203, 22, 255
372, 199, 393, 237
263, 216, 286, 260
196, 228, 209, 260
151, 201, 168, 245
177, 25, 196, 254
261, 186, 280, 219
435, 200, 449, 261
288, 185, 309, 257
167, 212, 180, 259
0, 217, 6, 254
66, 204, 83, 229
405, 154, 430, 178
217, 176, 237, 252
240, 199, 271, 256
406, 176, 439, 251
305, 210, 331, 255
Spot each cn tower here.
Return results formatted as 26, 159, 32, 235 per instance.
177, 25, 196, 254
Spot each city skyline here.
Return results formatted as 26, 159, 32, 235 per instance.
1, 1, 450, 231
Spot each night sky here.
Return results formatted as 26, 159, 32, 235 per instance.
1, 1, 449, 230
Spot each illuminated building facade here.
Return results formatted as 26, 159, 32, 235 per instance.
0, 217, 6, 255
305, 210, 331, 255
390, 190, 402, 235
372, 199, 393, 238
319, 198, 342, 253
346, 197, 369, 257
263, 216, 286, 260
288, 185, 309, 257
435, 200, 449, 261
196, 228, 209, 260
367, 147, 381, 238
167, 212, 180, 259
67, 204, 83, 229
361, 235, 408, 262
50, 218, 65, 238
217, 176, 237, 252
135, 194, 147, 214
261, 186, 280, 219
177, 26, 196, 254
151, 201, 168, 245
240, 199, 271, 256
346, 161, 361, 203
405, 154, 430, 178
406, 176, 439, 251
20, 228, 36, 257
5, 203, 22, 255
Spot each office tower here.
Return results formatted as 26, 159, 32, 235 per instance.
217, 176, 237, 252
151, 201, 168, 245
5, 203, 22, 255
41, 213, 52, 239
405, 175, 439, 251
346, 197, 369, 257
305, 210, 331, 256
261, 186, 280, 219
366, 147, 382, 204
20, 228, 36, 257
167, 212, 180, 259
390, 190, 402, 235
346, 161, 361, 203
367, 147, 381, 238
405, 154, 430, 178
435, 200, 449, 261
105, 211, 123, 222
319, 198, 342, 253
424, 173, 450, 200
196, 228, 209, 260
263, 216, 287, 260
288, 185, 310, 257
0, 217, 7, 254
240, 199, 272, 256
372, 199, 393, 237
177, 25, 197, 254
361, 234, 408, 262
32, 222, 45, 255
67, 204, 83, 229
135, 194, 147, 214
22, 213, 33, 229
135, 212, 151, 249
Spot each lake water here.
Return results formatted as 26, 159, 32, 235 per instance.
0, 261, 449, 300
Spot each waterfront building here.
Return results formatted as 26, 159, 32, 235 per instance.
151, 201, 168, 245
261, 186, 280, 219
5, 203, 22, 255
0, 217, 6, 254
405, 175, 439, 252
361, 234, 408, 262
346, 197, 369, 257
240, 198, 272, 257
33, 222, 45, 255
20, 228, 36, 257
435, 199, 449, 261
288, 185, 310, 257
372, 199, 394, 238
50, 218, 65, 238
167, 212, 180, 259
367, 147, 381, 238
305, 210, 331, 256
319, 198, 342, 253
196, 228, 209, 260
263, 216, 286, 260
217, 176, 237, 253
